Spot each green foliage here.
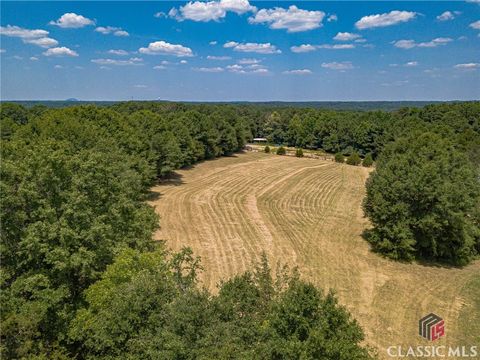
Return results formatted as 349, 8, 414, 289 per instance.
346, 151, 361, 166
362, 153, 374, 167
334, 152, 345, 163
363, 131, 480, 265
264, 145, 270, 153
276, 146, 286, 155
70, 249, 374, 360
295, 148, 304, 157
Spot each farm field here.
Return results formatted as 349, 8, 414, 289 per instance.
150, 151, 480, 357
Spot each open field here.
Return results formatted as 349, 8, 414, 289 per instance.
149, 151, 480, 358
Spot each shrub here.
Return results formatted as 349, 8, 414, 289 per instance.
346, 152, 361, 166
362, 153, 374, 167
334, 152, 344, 163
295, 148, 304, 157
264, 145, 270, 153
276, 146, 286, 155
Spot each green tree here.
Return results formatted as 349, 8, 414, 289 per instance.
295, 148, 304, 157
152, 131, 184, 177
264, 145, 270, 153
363, 131, 480, 265
346, 151, 361, 166
70, 249, 374, 359
334, 152, 345, 163
362, 153, 374, 167
276, 146, 286, 155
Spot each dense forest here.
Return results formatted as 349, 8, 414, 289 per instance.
1, 101, 479, 358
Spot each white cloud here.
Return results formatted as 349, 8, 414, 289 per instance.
404, 61, 418, 67
154, 12, 167, 18
290, 44, 316, 53
114, 30, 129, 37
13, 55, 23, 60
283, 69, 312, 75
223, 41, 238, 48
226, 64, 243, 72
139, 41, 193, 57
251, 68, 269, 74
454, 63, 479, 69
221, 0, 256, 14
193, 66, 224, 72
238, 58, 260, 64
49, 13, 95, 28
108, 49, 129, 56
43, 46, 78, 57
95, 26, 129, 37
1, 25, 48, 38
334, 32, 361, 41
0, 49, 5, 53
30, 56, 39, 61
393, 37, 453, 49
54, 64, 63, 69
153, 65, 167, 70
321, 61, 353, 70
224, 63, 269, 74
23, 37, 59, 48
0, 25, 58, 48
318, 44, 355, 49
327, 14, 338, 22
355, 11, 417, 30
180, 60, 188, 64
91, 57, 143, 66
290, 43, 355, 52
171, 0, 256, 22
223, 41, 280, 54
209, 41, 218, 45
248, 5, 325, 32
436, 11, 458, 21
470, 20, 480, 30
207, 55, 231, 60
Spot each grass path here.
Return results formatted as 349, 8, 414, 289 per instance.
149, 151, 480, 358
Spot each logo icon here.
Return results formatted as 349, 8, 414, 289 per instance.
419, 313, 445, 341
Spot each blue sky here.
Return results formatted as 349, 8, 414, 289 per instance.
1, 1, 479, 101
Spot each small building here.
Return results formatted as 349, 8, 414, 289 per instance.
253, 137, 267, 143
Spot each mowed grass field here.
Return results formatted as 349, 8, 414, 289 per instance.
149, 151, 480, 357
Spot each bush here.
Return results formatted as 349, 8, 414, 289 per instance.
346, 152, 361, 166
334, 152, 344, 163
362, 153, 374, 167
264, 145, 270, 153
363, 132, 480, 265
276, 146, 286, 155
295, 148, 304, 157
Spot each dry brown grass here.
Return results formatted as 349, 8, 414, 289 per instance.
149, 151, 480, 358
